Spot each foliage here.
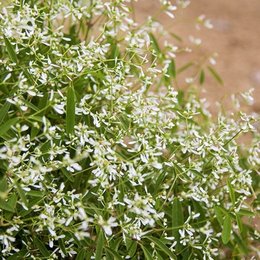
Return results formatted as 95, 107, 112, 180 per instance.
0, 0, 259, 259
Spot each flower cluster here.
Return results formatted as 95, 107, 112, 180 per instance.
0, 0, 259, 259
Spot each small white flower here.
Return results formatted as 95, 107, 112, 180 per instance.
98, 216, 118, 236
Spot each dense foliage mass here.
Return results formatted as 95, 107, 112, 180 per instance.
0, 0, 259, 259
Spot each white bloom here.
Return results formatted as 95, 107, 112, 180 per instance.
98, 216, 118, 236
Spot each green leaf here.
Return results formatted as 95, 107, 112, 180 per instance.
0, 193, 17, 213
227, 180, 235, 205
214, 206, 223, 225
29, 115, 44, 123
76, 249, 87, 260
140, 244, 153, 260
95, 229, 104, 260
27, 190, 45, 198
66, 85, 76, 135
109, 237, 122, 252
0, 177, 8, 193
222, 214, 232, 244
149, 33, 161, 55
172, 198, 184, 227
192, 201, 206, 227
125, 238, 137, 257
169, 32, 183, 42
23, 100, 39, 112
177, 62, 194, 74
156, 252, 165, 260
58, 239, 67, 258
237, 208, 255, 217
207, 66, 223, 85
145, 236, 177, 259
61, 168, 75, 183
172, 197, 184, 250
199, 70, 205, 85
110, 40, 120, 60
6, 248, 27, 259
3, 35, 18, 63
23, 68, 34, 85
233, 232, 248, 255
6, 193, 17, 212
0, 118, 19, 138
0, 102, 11, 125
154, 172, 166, 194
15, 182, 28, 208
236, 214, 244, 235
167, 59, 176, 78
105, 247, 122, 260
34, 237, 50, 257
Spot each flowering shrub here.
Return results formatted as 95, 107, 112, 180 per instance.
0, 0, 259, 259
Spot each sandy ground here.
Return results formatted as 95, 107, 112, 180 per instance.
134, 0, 260, 111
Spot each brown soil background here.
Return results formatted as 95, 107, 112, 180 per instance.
134, 0, 260, 111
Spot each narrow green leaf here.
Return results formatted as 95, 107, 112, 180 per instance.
27, 190, 45, 198
177, 62, 194, 74
15, 182, 28, 208
140, 244, 153, 260
172, 198, 184, 227
105, 247, 122, 260
109, 236, 122, 252
38, 92, 49, 112
145, 236, 177, 259
172, 197, 184, 250
3, 35, 18, 63
214, 206, 223, 225
58, 239, 67, 258
95, 229, 104, 260
199, 70, 205, 85
218, 206, 229, 215
192, 201, 206, 227
227, 180, 235, 205
0, 102, 11, 124
233, 232, 249, 255
167, 59, 176, 78
110, 41, 120, 59
0, 199, 13, 212
29, 115, 44, 123
154, 172, 166, 194
0, 177, 8, 193
0, 118, 19, 137
61, 168, 75, 183
236, 214, 244, 234
237, 208, 255, 217
23, 100, 39, 112
125, 238, 137, 257
23, 68, 34, 85
6, 193, 17, 211
149, 33, 161, 55
5, 248, 27, 259
207, 66, 223, 85
66, 85, 76, 135
222, 214, 232, 244
30, 125, 40, 140
34, 237, 50, 257
169, 32, 183, 42
156, 252, 165, 260
0, 193, 17, 213
76, 249, 87, 260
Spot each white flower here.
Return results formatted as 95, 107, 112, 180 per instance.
98, 216, 118, 236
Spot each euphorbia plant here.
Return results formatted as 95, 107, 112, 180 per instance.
0, 0, 259, 259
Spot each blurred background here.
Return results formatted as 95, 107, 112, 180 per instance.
135, 0, 260, 111
1, 0, 259, 110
